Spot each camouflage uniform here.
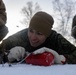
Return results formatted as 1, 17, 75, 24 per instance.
0, 28, 76, 64
0, 0, 8, 41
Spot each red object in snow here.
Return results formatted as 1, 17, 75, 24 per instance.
25, 52, 54, 66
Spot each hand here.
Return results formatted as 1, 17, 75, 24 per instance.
33, 47, 66, 64
8, 46, 25, 62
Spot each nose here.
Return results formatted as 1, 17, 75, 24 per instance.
31, 33, 38, 41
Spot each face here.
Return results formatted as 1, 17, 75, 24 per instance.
28, 28, 47, 47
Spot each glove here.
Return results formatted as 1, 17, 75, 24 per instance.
8, 46, 25, 62
33, 47, 66, 64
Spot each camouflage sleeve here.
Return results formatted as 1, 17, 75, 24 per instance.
0, 35, 23, 52
0, 29, 27, 52
64, 50, 76, 64
57, 34, 76, 64
0, 0, 7, 26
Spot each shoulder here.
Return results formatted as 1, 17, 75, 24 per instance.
49, 30, 61, 38
48, 30, 65, 41
6, 28, 28, 40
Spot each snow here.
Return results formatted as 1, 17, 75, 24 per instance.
0, 63, 76, 75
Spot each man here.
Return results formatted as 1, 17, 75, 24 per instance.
71, 15, 76, 39
0, 0, 8, 41
0, 11, 76, 64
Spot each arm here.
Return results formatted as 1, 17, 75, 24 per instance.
0, 0, 7, 26
57, 34, 76, 64
0, 0, 8, 41
0, 29, 28, 52
0, 29, 28, 63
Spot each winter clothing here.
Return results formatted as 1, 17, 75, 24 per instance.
29, 11, 54, 37
0, 25, 8, 41
0, 0, 8, 41
71, 15, 76, 39
0, 0, 7, 26
0, 28, 76, 64
71, 26, 76, 39
8, 46, 26, 62
72, 15, 76, 29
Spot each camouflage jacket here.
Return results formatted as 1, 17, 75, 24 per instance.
0, 0, 7, 26
0, 0, 8, 41
0, 28, 76, 64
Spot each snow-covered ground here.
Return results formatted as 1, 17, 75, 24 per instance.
0, 63, 76, 75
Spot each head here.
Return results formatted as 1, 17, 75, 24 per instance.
28, 11, 54, 47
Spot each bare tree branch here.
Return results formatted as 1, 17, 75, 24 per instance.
20, 1, 41, 27
52, 0, 76, 36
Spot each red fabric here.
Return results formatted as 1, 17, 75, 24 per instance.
25, 52, 54, 66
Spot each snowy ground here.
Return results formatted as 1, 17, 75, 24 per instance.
0, 63, 76, 75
